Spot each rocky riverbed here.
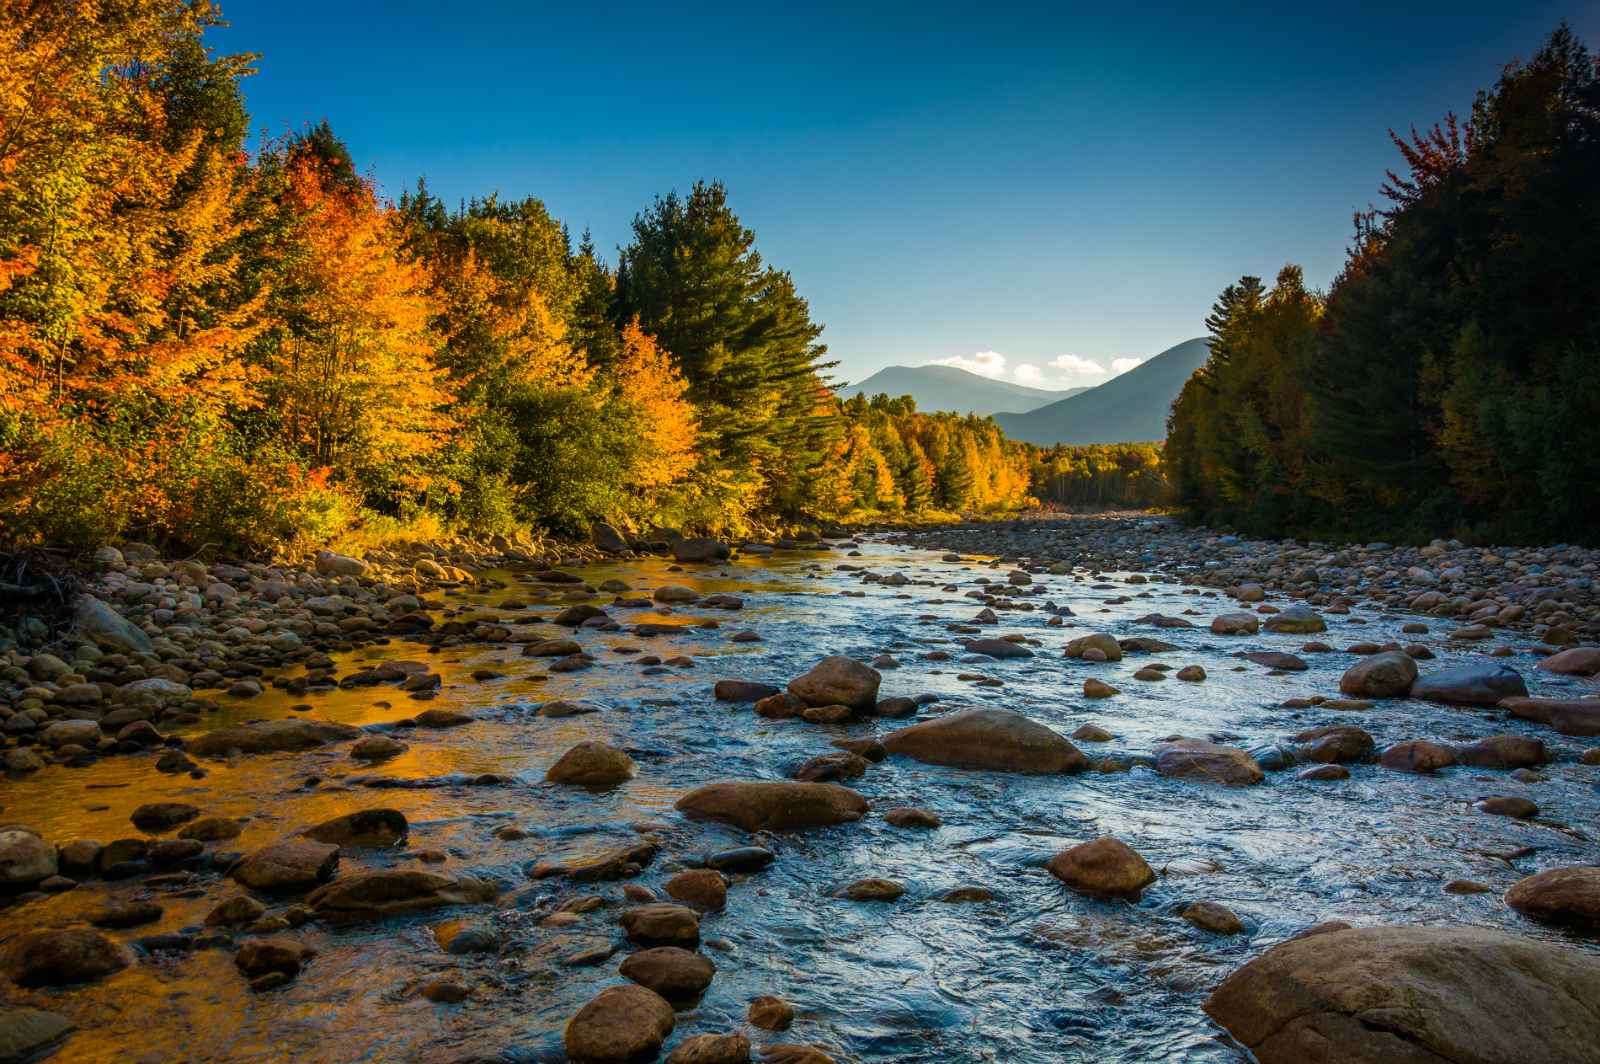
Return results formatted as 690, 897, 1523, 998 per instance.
1, 515, 1598, 1063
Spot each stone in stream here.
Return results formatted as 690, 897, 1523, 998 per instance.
1476, 796, 1538, 819
1337, 651, 1418, 698
178, 817, 243, 842
1176, 665, 1206, 682
303, 809, 408, 848
1202, 925, 1600, 1064
88, 901, 162, 929
654, 585, 700, 604
620, 904, 701, 948
747, 995, 796, 1031
787, 656, 881, 710
0, 827, 57, 888
619, 946, 716, 999
713, 679, 781, 702
206, 895, 267, 927
0, 928, 130, 986
540, 699, 603, 718
230, 840, 340, 893
0, 1007, 75, 1063
128, 802, 200, 833
1379, 740, 1457, 773
665, 1032, 752, 1064
1182, 901, 1245, 935
665, 869, 728, 911
791, 751, 870, 782
1505, 866, 1600, 927
554, 604, 608, 627
884, 807, 942, 829
754, 692, 807, 719
236, 937, 315, 986
1047, 837, 1156, 900
1210, 612, 1260, 635
1083, 678, 1119, 698
1262, 605, 1326, 634
869, 696, 919, 719
564, 983, 676, 1062
964, 638, 1034, 660
836, 878, 905, 901
1411, 663, 1528, 706
1065, 634, 1122, 661
1240, 651, 1309, 671
1153, 739, 1264, 785
880, 708, 1087, 774
532, 841, 660, 883
703, 847, 775, 874
413, 708, 472, 728
546, 741, 637, 786
187, 719, 361, 758
1455, 735, 1546, 769
1291, 725, 1374, 764
75, 593, 153, 653
676, 782, 867, 832
525, 638, 582, 657
1501, 697, 1600, 737
1536, 647, 1600, 676
672, 537, 730, 563
306, 870, 497, 919
350, 734, 408, 761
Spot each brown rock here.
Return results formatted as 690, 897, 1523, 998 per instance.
1379, 740, 1456, 773
1154, 739, 1264, 785
787, 656, 881, 709
666, 1032, 752, 1064
546, 741, 637, 786
881, 708, 1087, 774
1506, 866, 1600, 927
231, 840, 340, 893
620, 904, 701, 948
748, 995, 796, 1031
665, 869, 727, 912
564, 984, 675, 1063
675, 781, 867, 833
1047, 836, 1155, 900
619, 946, 716, 998
1337, 651, 1418, 699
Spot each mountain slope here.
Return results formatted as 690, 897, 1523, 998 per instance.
994, 337, 1210, 445
838, 364, 1084, 416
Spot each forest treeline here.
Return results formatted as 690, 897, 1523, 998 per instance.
1167, 26, 1600, 545
0, 2, 1056, 555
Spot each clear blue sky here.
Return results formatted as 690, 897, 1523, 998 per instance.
213, 1, 1596, 389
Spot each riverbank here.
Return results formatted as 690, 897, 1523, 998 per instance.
1, 516, 1597, 1062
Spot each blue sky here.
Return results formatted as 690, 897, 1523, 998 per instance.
213, 1, 1596, 388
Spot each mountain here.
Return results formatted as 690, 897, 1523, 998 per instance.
994, 338, 1210, 445
838, 364, 1085, 416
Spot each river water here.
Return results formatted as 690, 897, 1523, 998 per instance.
3, 536, 1596, 1063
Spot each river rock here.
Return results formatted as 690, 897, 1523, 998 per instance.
546, 741, 637, 786
1292, 725, 1374, 764
881, 708, 1087, 774
884, 807, 942, 828
314, 550, 369, 577
188, 719, 360, 758
666, 1032, 752, 1064
1536, 647, 1600, 676
1411, 663, 1528, 706
0, 828, 57, 887
1476, 796, 1538, 818
1263, 605, 1326, 634
1505, 866, 1600, 927
1047, 836, 1156, 900
1183, 900, 1245, 934
1379, 740, 1457, 773
1338, 651, 1418, 698
1456, 735, 1546, 769
565, 983, 675, 1063
1202, 924, 1600, 1064
350, 734, 408, 761
665, 869, 727, 911
675, 781, 867, 832
748, 996, 795, 1030
1065, 634, 1122, 661
236, 936, 315, 978
306, 870, 497, 919
837, 878, 904, 901
1502, 697, 1600, 737
620, 904, 701, 947
787, 656, 881, 710
713, 680, 781, 703
673, 537, 730, 563
130, 802, 199, 833
1211, 612, 1261, 635
230, 840, 340, 893
965, 638, 1033, 660
619, 946, 716, 998
0, 928, 130, 986
75, 594, 152, 654
1153, 739, 1264, 785
303, 809, 408, 848
0, 1007, 75, 1063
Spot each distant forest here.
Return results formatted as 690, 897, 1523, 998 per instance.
1167, 25, 1600, 545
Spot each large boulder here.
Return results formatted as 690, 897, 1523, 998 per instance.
1202, 925, 1600, 1064
881, 708, 1087, 774
672, 537, 730, 563
0, 827, 57, 888
187, 719, 360, 758
306, 870, 497, 919
1537, 647, 1600, 677
75, 594, 152, 654
0, 929, 130, 987
0, 1007, 75, 1062
1338, 651, 1418, 699
230, 840, 340, 893
564, 984, 675, 1063
303, 809, 408, 848
1263, 605, 1326, 634
675, 781, 867, 832
1505, 866, 1600, 927
592, 522, 630, 554
314, 550, 369, 577
1153, 739, 1264, 785
788, 656, 881, 710
1503, 697, 1600, 737
546, 741, 637, 786
1047, 837, 1156, 900
1411, 663, 1528, 706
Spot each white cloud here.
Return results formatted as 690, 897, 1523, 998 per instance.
1046, 353, 1107, 379
932, 350, 1007, 379
1110, 357, 1144, 374
1013, 363, 1044, 385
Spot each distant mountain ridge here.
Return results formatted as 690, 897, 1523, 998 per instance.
838, 363, 1085, 416
994, 337, 1210, 445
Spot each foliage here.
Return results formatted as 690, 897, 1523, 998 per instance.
1031, 442, 1169, 509
1167, 24, 1600, 544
